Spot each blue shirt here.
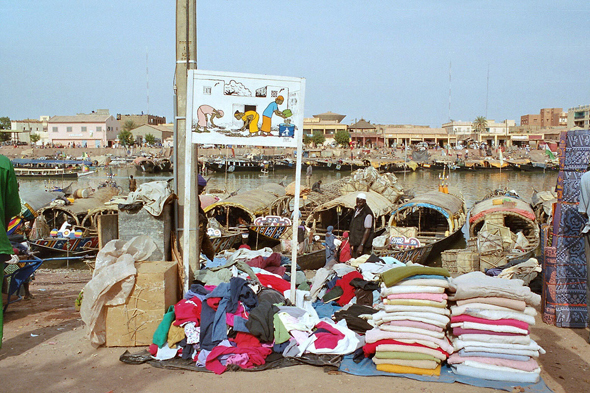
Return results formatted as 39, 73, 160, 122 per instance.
263, 101, 278, 118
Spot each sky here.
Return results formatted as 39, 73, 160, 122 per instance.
1, 0, 589, 127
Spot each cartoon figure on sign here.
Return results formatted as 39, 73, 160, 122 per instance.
261, 96, 288, 136
195, 105, 225, 133
234, 110, 260, 135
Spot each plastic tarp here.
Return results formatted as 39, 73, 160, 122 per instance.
204, 183, 286, 220
124, 180, 173, 216
80, 236, 157, 347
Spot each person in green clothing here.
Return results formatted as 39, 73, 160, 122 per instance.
0, 154, 21, 348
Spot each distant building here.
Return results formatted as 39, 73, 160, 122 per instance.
567, 105, 590, 129
380, 125, 450, 147
10, 118, 46, 144
116, 113, 166, 127
443, 119, 515, 147
303, 111, 348, 144
131, 124, 173, 144
349, 118, 384, 147
47, 109, 120, 147
521, 108, 566, 127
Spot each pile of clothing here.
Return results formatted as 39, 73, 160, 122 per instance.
447, 272, 544, 383
363, 265, 453, 376
149, 262, 362, 374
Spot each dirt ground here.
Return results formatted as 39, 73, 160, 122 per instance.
1, 267, 589, 393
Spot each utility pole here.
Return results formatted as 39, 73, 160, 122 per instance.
175, 0, 197, 289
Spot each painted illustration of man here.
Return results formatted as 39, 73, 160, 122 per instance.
195, 105, 224, 132
234, 110, 260, 135
261, 96, 287, 136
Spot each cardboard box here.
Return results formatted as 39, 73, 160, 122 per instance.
105, 261, 178, 347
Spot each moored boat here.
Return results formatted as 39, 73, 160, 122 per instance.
373, 190, 466, 264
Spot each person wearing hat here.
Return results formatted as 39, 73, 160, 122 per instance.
197, 174, 215, 260
349, 192, 374, 258
238, 233, 251, 250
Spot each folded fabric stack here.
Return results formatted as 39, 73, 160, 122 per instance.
363, 265, 453, 376
447, 271, 544, 383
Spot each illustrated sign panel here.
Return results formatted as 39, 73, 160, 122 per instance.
188, 70, 305, 148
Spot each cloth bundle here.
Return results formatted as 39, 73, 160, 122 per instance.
447, 272, 544, 383
363, 265, 453, 376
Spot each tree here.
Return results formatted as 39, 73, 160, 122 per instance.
144, 133, 156, 145
30, 133, 41, 145
472, 116, 488, 134
118, 129, 135, 147
303, 134, 313, 146
123, 120, 138, 132
0, 116, 10, 142
334, 130, 351, 147
311, 130, 325, 147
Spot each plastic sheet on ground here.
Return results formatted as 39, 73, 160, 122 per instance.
339, 355, 553, 393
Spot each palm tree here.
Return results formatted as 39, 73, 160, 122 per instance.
123, 120, 137, 132
472, 116, 488, 134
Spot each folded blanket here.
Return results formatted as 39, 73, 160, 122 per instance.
455, 296, 526, 311
383, 298, 448, 308
377, 363, 441, 376
381, 286, 445, 295
386, 292, 448, 302
375, 350, 440, 362
372, 357, 439, 370
379, 304, 451, 316
451, 321, 529, 335
448, 272, 540, 306
396, 278, 450, 288
366, 328, 454, 354
448, 353, 539, 372
372, 310, 450, 326
451, 314, 529, 330
453, 327, 523, 337
381, 266, 450, 287
378, 324, 446, 339
453, 338, 544, 354
383, 320, 444, 332
457, 349, 530, 362
377, 344, 447, 360
451, 305, 536, 325
452, 363, 540, 383
457, 333, 531, 345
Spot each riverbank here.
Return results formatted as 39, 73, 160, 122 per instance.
0, 267, 588, 393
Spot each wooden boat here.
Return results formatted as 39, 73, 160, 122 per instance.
468, 191, 540, 269
12, 158, 93, 178
154, 158, 172, 172
30, 236, 99, 257
294, 249, 326, 270
206, 158, 268, 173
374, 190, 466, 264
208, 227, 246, 254
305, 191, 397, 237
134, 157, 155, 173
204, 183, 289, 247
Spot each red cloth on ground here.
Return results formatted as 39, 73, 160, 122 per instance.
255, 273, 291, 293
206, 345, 272, 374
333, 271, 364, 306
363, 339, 449, 358
313, 321, 345, 349
453, 328, 524, 337
451, 314, 529, 331
173, 297, 202, 326
247, 252, 286, 276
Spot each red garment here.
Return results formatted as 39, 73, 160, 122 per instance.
255, 273, 291, 293
313, 321, 345, 350
206, 344, 272, 374
451, 314, 529, 331
339, 239, 351, 262
238, 244, 251, 250
333, 271, 364, 306
231, 332, 261, 348
453, 328, 523, 337
173, 297, 202, 327
148, 343, 158, 356
206, 297, 221, 310
247, 253, 286, 276
363, 339, 449, 358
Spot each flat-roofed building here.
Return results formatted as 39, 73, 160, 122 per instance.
381, 125, 451, 147
567, 105, 590, 129
521, 108, 565, 127
116, 113, 166, 127
303, 111, 348, 144
47, 109, 120, 148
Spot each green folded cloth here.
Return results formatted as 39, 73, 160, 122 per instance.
380, 265, 450, 288
322, 285, 343, 303
375, 351, 440, 362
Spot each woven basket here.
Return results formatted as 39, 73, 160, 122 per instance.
441, 249, 461, 273
479, 252, 507, 271
456, 250, 480, 273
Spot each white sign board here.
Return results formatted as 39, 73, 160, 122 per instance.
187, 70, 305, 147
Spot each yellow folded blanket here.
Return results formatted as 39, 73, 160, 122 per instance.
376, 363, 442, 376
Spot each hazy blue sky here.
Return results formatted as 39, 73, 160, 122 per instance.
1, 0, 589, 127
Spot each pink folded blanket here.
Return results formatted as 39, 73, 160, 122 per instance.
448, 353, 539, 372
384, 320, 444, 332
451, 314, 528, 331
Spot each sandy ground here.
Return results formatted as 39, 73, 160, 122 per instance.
1, 267, 589, 393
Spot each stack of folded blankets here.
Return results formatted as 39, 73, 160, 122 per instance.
363, 265, 453, 376
447, 271, 544, 383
